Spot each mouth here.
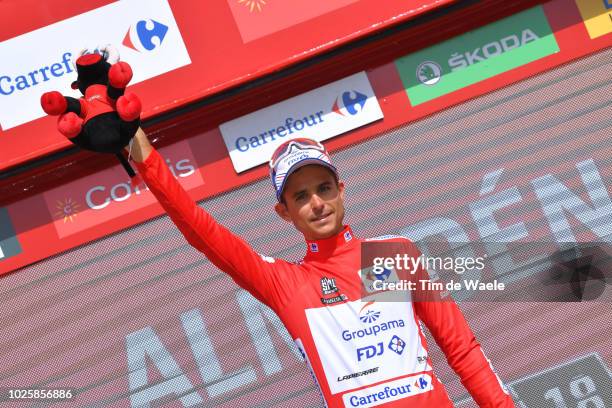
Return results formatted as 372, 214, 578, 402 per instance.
312, 212, 332, 223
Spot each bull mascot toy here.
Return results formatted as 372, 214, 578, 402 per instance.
40, 45, 141, 177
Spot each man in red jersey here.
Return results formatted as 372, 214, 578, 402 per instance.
127, 128, 514, 407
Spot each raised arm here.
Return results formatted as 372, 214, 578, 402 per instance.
127, 129, 300, 310
127, 127, 154, 163
404, 240, 515, 407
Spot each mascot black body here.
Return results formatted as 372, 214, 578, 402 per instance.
40, 46, 141, 176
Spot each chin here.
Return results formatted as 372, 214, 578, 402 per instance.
310, 223, 339, 239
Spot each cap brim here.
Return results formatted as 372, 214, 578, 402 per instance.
276, 158, 338, 201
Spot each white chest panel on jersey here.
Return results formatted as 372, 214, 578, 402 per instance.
305, 299, 431, 395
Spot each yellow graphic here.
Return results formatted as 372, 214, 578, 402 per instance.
55, 198, 80, 223
575, 0, 612, 39
238, 0, 267, 12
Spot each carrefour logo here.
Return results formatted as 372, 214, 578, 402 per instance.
332, 90, 368, 116
220, 71, 383, 173
344, 374, 432, 407
123, 19, 169, 52
366, 267, 392, 283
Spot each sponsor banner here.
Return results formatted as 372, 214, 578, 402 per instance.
305, 299, 428, 394
342, 374, 433, 407
574, 0, 612, 39
0, 11, 609, 407
0, 207, 21, 261
0, 0, 190, 130
0, 0, 451, 172
220, 71, 383, 173
227, 0, 360, 43
42, 140, 202, 238
395, 6, 559, 106
2, 0, 611, 277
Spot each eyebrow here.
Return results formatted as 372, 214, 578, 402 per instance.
292, 189, 307, 200
291, 181, 333, 200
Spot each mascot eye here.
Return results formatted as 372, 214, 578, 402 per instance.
97, 48, 109, 60
84, 47, 108, 60
97, 44, 119, 64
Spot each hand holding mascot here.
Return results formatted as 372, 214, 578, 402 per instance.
40, 45, 141, 177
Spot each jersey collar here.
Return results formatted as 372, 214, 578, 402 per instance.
305, 225, 356, 258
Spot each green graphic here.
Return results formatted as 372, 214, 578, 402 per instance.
395, 6, 559, 106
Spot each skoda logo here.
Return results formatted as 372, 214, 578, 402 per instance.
416, 61, 442, 86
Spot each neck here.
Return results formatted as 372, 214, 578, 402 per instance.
305, 225, 355, 257
304, 225, 344, 241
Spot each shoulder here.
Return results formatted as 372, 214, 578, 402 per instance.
257, 253, 309, 275
363, 234, 413, 244
362, 234, 421, 256
258, 252, 302, 267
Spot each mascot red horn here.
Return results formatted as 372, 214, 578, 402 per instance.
40, 45, 141, 177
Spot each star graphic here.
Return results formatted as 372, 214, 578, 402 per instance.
55, 198, 80, 223
238, 0, 267, 12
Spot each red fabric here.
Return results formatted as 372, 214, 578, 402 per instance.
56, 112, 82, 138
40, 91, 67, 115
81, 84, 114, 124
108, 62, 133, 89
76, 53, 102, 66
115, 93, 141, 122
134, 148, 515, 407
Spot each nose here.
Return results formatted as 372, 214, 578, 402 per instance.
310, 193, 324, 211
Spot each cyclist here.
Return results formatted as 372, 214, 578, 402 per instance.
127, 128, 514, 407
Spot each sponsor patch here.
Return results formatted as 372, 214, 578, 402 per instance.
395, 6, 559, 106
305, 300, 429, 394
220, 71, 383, 173
342, 374, 433, 407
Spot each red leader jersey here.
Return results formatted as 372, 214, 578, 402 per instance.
134, 149, 514, 408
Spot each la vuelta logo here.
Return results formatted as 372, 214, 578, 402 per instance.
123, 19, 169, 52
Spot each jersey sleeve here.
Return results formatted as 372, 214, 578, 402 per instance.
403, 239, 515, 407
133, 148, 300, 311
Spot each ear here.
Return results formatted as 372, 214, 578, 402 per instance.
72, 47, 88, 70
99, 44, 120, 64
338, 180, 345, 201
274, 201, 292, 222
